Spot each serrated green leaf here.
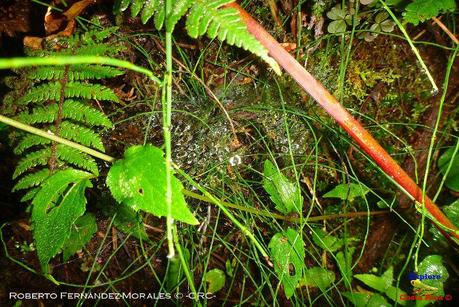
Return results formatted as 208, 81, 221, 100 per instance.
13, 148, 51, 179
404, 0, 456, 26
262, 160, 302, 214
14, 134, 52, 155
310, 227, 343, 252
299, 267, 335, 289
131, 0, 144, 17
204, 268, 226, 293
32, 169, 93, 272
106, 145, 198, 225
323, 183, 369, 201
268, 228, 305, 299
56, 145, 99, 175
62, 213, 97, 261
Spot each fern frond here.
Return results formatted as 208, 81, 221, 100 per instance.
21, 187, 40, 202
65, 82, 120, 102
80, 26, 120, 44
60, 121, 105, 151
20, 82, 120, 103
15, 134, 52, 155
29, 65, 124, 81
19, 83, 61, 104
13, 148, 51, 179
71, 44, 126, 56
187, 1, 280, 74
13, 169, 50, 192
16, 105, 58, 125
118, 0, 280, 74
56, 145, 99, 175
63, 100, 113, 128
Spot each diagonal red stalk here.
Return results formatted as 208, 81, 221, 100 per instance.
227, 3, 459, 242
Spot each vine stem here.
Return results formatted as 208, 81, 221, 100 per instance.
0, 56, 161, 84
0, 114, 115, 163
227, 2, 459, 243
164, 0, 175, 260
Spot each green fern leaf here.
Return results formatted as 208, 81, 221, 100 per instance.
141, 0, 158, 24
21, 187, 40, 202
29, 65, 124, 81
131, 0, 145, 17
186, 1, 281, 74
63, 100, 112, 128
81, 27, 120, 44
14, 134, 52, 155
69, 44, 125, 56
60, 121, 105, 151
13, 169, 50, 192
119, 0, 133, 11
13, 148, 51, 179
16, 105, 58, 125
65, 82, 120, 102
167, 0, 193, 31
56, 145, 99, 175
19, 83, 61, 104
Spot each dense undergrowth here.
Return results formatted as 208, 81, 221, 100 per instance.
0, 0, 459, 306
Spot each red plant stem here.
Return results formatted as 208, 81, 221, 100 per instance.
227, 3, 459, 242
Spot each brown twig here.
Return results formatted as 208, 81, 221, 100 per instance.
226, 3, 459, 243
432, 17, 459, 45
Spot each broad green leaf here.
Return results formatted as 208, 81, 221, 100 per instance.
323, 183, 369, 201
32, 169, 93, 272
311, 228, 343, 252
416, 255, 449, 295
262, 160, 303, 214
106, 145, 198, 225
204, 268, 226, 293
404, 0, 456, 26
355, 267, 407, 305
62, 213, 97, 262
438, 145, 459, 192
268, 228, 305, 299
355, 267, 393, 293
299, 267, 335, 289
327, 5, 346, 20
165, 247, 190, 292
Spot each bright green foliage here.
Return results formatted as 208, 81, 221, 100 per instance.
415, 255, 449, 296
438, 144, 459, 192
299, 267, 335, 289
4, 26, 122, 200
311, 228, 344, 252
106, 145, 198, 225
322, 183, 369, 201
203, 269, 226, 293
262, 160, 303, 214
62, 213, 98, 262
117, 0, 280, 74
31, 169, 93, 272
354, 267, 407, 305
268, 228, 305, 299
403, 0, 456, 25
